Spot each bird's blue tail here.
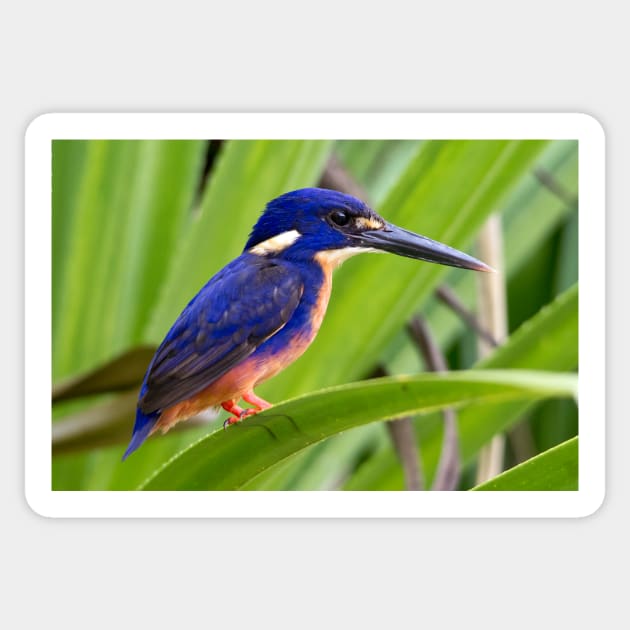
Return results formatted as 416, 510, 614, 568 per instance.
122, 407, 160, 461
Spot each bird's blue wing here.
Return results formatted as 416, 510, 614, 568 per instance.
139, 257, 303, 414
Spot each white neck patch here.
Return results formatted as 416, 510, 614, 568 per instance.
315, 247, 379, 269
249, 230, 301, 255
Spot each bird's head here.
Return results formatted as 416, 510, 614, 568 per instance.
245, 188, 492, 272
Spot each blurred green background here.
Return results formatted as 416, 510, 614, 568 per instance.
51, 139, 578, 491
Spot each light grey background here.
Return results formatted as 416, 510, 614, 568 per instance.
4, 1, 626, 628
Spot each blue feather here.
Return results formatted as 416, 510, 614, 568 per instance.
122, 408, 159, 460
122, 379, 159, 460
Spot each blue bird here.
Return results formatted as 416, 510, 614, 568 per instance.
123, 187, 491, 459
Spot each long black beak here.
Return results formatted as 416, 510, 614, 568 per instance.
354, 222, 494, 272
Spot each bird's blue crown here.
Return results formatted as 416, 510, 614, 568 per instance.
244, 188, 373, 253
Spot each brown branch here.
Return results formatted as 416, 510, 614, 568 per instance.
533, 167, 577, 206
406, 316, 460, 491
437, 263, 536, 470
435, 285, 500, 348
371, 365, 424, 491
385, 420, 424, 492
52, 390, 215, 455
318, 153, 370, 201
52, 345, 157, 403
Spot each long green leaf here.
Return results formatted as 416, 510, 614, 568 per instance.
52, 346, 156, 403
345, 284, 578, 490
52, 140, 206, 379
386, 140, 578, 374
242, 423, 384, 490
139, 370, 576, 490
472, 437, 578, 491
335, 140, 423, 205
52, 424, 212, 491
52, 140, 89, 351
242, 424, 384, 490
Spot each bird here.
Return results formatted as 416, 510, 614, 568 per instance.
123, 187, 491, 459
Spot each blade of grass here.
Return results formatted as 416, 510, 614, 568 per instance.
52, 140, 89, 349
53, 140, 206, 380
345, 284, 578, 490
472, 437, 578, 491
52, 346, 156, 403
335, 140, 423, 205
52, 423, 212, 490
241, 424, 383, 490
407, 316, 459, 491
385, 140, 577, 375
139, 370, 577, 490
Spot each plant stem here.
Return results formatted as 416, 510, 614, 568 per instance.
407, 316, 460, 491
435, 285, 500, 348
385, 417, 424, 491
372, 365, 424, 491
318, 153, 369, 201
475, 214, 508, 484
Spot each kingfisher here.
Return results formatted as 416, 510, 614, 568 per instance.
123, 187, 491, 459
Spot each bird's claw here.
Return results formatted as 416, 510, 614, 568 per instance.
223, 408, 257, 430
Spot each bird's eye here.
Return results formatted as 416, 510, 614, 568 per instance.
330, 210, 350, 227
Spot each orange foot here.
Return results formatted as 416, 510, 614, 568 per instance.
243, 391, 272, 411
221, 392, 273, 429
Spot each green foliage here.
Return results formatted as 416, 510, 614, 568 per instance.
473, 437, 578, 491
53, 140, 207, 379
51, 139, 579, 492
343, 283, 578, 490
140, 370, 576, 490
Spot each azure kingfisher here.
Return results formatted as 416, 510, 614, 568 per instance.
123, 187, 491, 459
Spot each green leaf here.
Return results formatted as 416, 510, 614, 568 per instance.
335, 140, 423, 205
52, 346, 156, 403
345, 284, 578, 490
386, 140, 578, 374
52, 140, 207, 379
472, 437, 578, 491
139, 370, 576, 490
553, 206, 579, 294
241, 424, 385, 490
445, 283, 578, 463
530, 398, 578, 454
52, 424, 212, 490
477, 283, 578, 371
